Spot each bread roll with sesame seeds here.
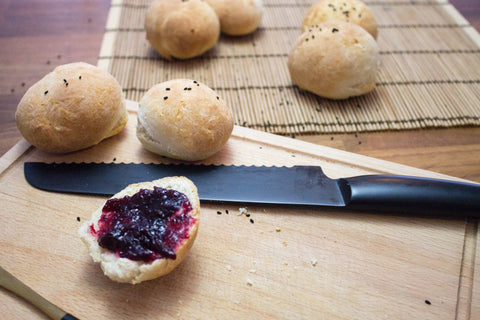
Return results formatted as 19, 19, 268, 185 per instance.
288, 20, 380, 100
136, 79, 234, 161
15, 62, 128, 153
302, 0, 378, 39
145, 0, 220, 60
205, 0, 263, 36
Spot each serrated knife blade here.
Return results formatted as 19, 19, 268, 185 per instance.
24, 162, 480, 216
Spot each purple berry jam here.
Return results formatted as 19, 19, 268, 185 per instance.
90, 186, 196, 262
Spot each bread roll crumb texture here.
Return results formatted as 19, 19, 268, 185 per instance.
79, 176, 200, 284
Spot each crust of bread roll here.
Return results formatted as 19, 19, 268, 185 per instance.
288, 20, 380, 100
79, 176, 200, 284
145, 0, 220, 60
136, 79, 234, 161
302, 0, 378, 39
15, 62, 128, 153
205, 0, 263, 36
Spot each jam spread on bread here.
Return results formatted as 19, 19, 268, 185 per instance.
90, 187, 195, 262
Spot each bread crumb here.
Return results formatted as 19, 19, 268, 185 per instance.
283, 241, 288, 247
246, 278, 253, 286
238, 207, 248, 215
311, 258, 318, 267
248, 269, 256, 273
275, 227, 281, 232
226, 265, 232, 271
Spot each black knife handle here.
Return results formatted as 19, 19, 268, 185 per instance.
340, 175, 480, 217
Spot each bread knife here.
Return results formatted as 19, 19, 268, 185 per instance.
24, 162, 480, 217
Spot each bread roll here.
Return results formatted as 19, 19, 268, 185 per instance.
145, 0, 220, 60
136, 79, 234, 161
302, 0, 378, 39
79, 176, 200, 284
288, 20, 380, 100
205, 0, 263, 36
15, 62, 128, 153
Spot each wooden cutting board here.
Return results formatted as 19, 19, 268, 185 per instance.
0, 100, 478, 319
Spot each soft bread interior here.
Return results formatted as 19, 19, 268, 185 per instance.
79, 176, 200, 284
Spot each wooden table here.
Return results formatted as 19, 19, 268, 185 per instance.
1, 0, 479, 185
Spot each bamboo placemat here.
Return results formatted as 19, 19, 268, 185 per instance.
97, 0, 480, 135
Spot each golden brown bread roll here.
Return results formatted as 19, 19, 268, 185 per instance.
78, 176, 200, 284
15, 62, 128, 153
136, 79, 234, 161
288, 20, 380, 100
302, 0, 378, 39
205, 0, 263, 36
145, 0, 220, 60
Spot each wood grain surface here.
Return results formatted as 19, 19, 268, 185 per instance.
0, 104, 479, 319
0, 1, 480, 318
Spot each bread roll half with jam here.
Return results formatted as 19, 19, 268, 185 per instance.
79, 177, 200, 284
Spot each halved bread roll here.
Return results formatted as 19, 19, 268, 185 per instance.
79, 176, 200, 284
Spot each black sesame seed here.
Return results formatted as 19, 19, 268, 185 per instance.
217, 211, 222, 215
164, 96, 168, 100
77, 217, 81, 222
250, 219, 254, 224
246, 214, 251, 217
21, 82, 25, 87
44, 90, 48, 95
225, 209, 229, 214
63, 79, 67, 83
187, 87, 192, 90
184, 87, 188, 90
193, 80, 197, 83
425, 300, 431, 305
166, 88, 170, 91
332, 28, 339, 33
79, 75, 82, 80
216, 96, 219, 100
